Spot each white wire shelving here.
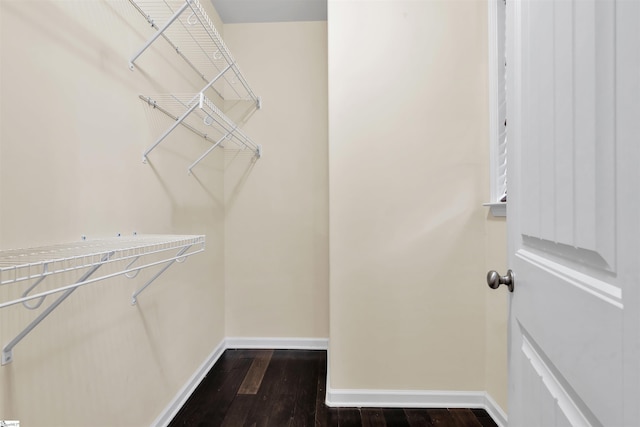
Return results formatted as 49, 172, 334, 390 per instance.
140, 91, 262, 169
129, 0, 262, 167
129, 0, 260, 105
0, 234, 205, 365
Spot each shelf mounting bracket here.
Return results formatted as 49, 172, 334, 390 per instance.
2, 252, 114, 365
130, 245, 192, 305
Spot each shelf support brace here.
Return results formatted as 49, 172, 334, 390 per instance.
2, 252, 114, 365
131, 245, 192, 305
187, 133, 228, 174
142, 62, 234, 163
199, 62, 234, 94
143, 102, 199, 162
129, 0, 192, 70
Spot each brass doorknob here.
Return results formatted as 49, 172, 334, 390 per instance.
487, 269, 514, 292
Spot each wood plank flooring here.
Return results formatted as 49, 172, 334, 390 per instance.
169, 349, 499, 427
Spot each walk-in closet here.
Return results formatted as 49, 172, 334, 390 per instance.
0, 1, 508, 425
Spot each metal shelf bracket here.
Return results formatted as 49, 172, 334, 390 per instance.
0, 235, 205, 365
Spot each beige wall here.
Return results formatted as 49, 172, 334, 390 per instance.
0, 1, 225, 425
223, 22, 329, 339
328, 0, 507, 410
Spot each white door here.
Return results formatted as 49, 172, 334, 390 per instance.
504, 0, 640, 426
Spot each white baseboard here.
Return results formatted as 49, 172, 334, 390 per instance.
152, 339, 226, 427
326, 388, 507, 427
326, 388, 486, 408
225, 336, 329, 350
153, 338, 507, 427
484, 392, 508, 427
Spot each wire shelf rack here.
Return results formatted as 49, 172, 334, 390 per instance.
129, 0, 258, 104
140, 92, 261, 169
0, 234, 205, 365
0, 235, 203, 289
129, 0, 262, 167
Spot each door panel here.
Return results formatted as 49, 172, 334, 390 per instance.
521, 332, 593, 427
520, 0, 616, 271
514, 253, 622, 425
506, 0, 639, 425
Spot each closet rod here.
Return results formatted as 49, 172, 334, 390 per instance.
139, 95, 219, 145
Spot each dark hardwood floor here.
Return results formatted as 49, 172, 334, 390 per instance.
169, 349, 499, 427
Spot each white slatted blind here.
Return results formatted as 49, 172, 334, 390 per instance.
497, 31, 507, 202
488, 0, 507, 208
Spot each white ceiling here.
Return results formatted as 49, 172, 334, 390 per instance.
209, 0, 327, 23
